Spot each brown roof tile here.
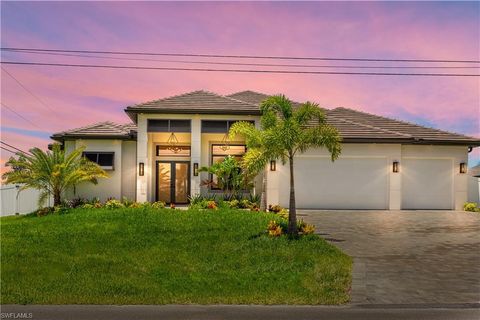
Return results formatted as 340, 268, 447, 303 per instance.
125, 90, 260, 121
51, 121, 136, 141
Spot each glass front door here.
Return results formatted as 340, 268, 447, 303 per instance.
157, 161, 190, 204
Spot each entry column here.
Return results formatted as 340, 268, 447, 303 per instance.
136, 115, 148, 202
190, 116, 201, 196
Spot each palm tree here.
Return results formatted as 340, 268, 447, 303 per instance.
230, 94, 341, 235
2, 144, 108, 207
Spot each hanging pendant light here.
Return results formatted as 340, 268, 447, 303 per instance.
166, 132, 182, 153
220, 133, 230, 151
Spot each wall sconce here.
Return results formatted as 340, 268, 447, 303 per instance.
460, 162, 467, 174
270, 160, 276, 171
193, 163, 199, 176
139, 162, 144, 176
392, 161, 399, 173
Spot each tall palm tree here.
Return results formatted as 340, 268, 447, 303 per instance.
2, 144, 108, 206
230, 94, 341, 235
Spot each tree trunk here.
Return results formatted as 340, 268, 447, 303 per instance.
260, 168, 267, 211
288, 155, 298, 236
53, 190, 61, 207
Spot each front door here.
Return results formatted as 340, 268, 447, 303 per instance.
156, 161, 190, 204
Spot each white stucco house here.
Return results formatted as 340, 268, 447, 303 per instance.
51, 90, 480, 210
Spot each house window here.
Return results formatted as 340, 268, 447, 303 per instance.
147, 119, 191, 132
156, 145, 191, 157
201, 120, 254, 133
83, 152, 115, 170
210, 144, 247, 189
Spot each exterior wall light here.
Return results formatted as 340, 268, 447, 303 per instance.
460, 162, 467, 174
139, 162, 144, 176
193, 163, 199, 176
270, 160, 276, 171
392, 161, 399, 173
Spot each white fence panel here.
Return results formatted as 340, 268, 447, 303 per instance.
0, 184, 51, 216
467, 176, 480, 203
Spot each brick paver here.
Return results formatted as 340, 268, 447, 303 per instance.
300, 210, 480, 304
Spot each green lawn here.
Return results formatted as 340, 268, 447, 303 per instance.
0, 208, 352, 305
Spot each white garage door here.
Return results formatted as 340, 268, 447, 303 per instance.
279, 157, 389, 209
401, 158, 453, 210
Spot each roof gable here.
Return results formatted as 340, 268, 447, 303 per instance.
125, 90, 261, 121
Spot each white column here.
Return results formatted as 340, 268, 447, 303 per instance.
454, 150, 469, 210
190, 116, 201, 196
266, 165, 279, 207
389, 145, 402, 210
136, 115, 148, 202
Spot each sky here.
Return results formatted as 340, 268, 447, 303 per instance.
1, 1, 479, 173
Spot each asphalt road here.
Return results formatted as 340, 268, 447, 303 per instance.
1, 304, 479, 320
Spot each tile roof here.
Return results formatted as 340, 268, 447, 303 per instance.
228, 90, 479, 145
51, 122, 136, 141
327, 107, 477, 143
125, 90, 261, 121
53, 90, 480, 146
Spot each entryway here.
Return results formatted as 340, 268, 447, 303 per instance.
156, 161, 190, 204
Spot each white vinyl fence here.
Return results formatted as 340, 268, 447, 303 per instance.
0, 184, 52, 216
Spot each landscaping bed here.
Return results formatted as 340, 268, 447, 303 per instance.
0, 208, 352, 305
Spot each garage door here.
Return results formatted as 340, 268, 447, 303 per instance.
401, 158, 453, 210
278, 157, 389, 209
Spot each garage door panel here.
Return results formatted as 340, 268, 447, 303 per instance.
401, 159, 453, 210
279, 157, 388, 209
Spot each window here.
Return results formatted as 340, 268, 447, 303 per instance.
147, 119, 191, 132
156, 145, 191, 157
83, 152, 115, 170
210, 144, 246, 189
201, 120, 254, 133
211, 145, 247, 164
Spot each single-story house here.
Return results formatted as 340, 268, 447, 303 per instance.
51, 90, 480, 210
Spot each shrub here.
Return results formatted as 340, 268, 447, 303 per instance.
128, 202, 142, 208
54, 206, 69, 215
63, 197, 87, 208
35, 207, 54, 217
151, 201, 166, 209
301, 223, 316, 235
121, 197, 135, 207
188, 194, 204, 205
228, 199, 240, 208
464, 202, 479, 212
206, 201, 217, 210
248, 193, 261, 205
249, 202, 260, 211
81, 203, 94, 209
105, 199, 125, 209
269, 204, 282, 213
239, 199, 251, 209
267, 220, 283, 237
278, 208, 289, 219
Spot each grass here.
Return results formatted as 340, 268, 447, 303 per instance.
0, 207, 352, 305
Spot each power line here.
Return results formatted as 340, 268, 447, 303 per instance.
6, 49, 480, 69
1, 66, 56, 113
2, 47, 479, 64
0, 102, 43, 130
1, 146, 19, 155
0, 141, 31, 155
1, 61, 479, 77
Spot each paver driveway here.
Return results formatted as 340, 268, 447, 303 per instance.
300, 210, 480, 304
